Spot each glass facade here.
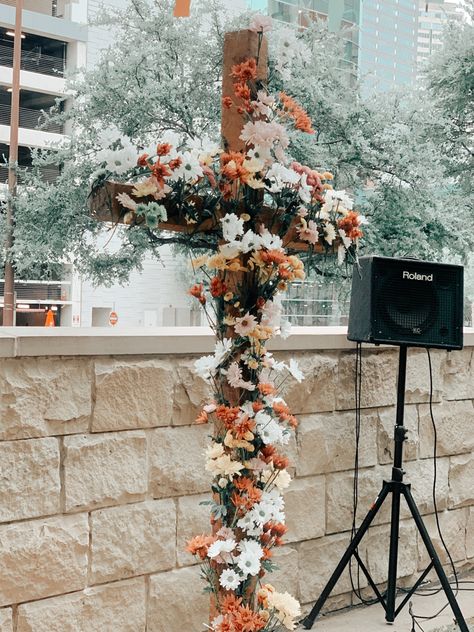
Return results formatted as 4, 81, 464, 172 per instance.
359, 0, 419, 93
417, 1, 460, 70
254, 0, 361, 75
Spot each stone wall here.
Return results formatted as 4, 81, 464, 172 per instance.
0, 330, 473, 631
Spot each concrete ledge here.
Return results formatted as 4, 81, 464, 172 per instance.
0, 327, 473, 358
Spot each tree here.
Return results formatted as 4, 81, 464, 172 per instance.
5, 0, 473, 284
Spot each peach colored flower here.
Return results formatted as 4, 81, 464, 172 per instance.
234, 312, 257, 336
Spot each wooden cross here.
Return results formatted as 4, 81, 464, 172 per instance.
88, 29, 320, 253
88, 28, 331, 625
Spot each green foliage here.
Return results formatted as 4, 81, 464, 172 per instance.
5, 0, 473, 283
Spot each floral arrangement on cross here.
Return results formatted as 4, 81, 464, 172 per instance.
88, 15, 362, 632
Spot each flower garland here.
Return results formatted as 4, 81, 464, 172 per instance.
89, 16, 362, 631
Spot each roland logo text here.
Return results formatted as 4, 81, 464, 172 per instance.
403, 270, 433, 282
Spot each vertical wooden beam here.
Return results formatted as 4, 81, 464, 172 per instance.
3, 0, 23, 327
221, 30, 268, 153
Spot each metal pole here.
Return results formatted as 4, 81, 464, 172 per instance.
3, 0, 23, 326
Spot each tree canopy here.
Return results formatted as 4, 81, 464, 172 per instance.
3, 0, 473, 286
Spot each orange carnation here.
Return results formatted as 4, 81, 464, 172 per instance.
231, 58, 257, 81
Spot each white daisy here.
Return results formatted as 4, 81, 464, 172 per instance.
221, 213, 244, 241
219, 569, 242, 591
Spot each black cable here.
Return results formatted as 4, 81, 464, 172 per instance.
349, 343, 375, 605
409, 349, 460, 630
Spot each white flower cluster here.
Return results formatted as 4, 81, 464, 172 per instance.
237, 489, 285, 537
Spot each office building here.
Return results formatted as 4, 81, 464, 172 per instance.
359, 0, 418, 93
0, 0, 87, 325
417, 0, 461, 68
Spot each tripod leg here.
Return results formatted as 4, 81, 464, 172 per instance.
402, 486, 469, 632
302, 483, 391, 629
385, 483, 402, 622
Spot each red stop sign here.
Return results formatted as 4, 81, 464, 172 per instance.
109, 311, 118, 326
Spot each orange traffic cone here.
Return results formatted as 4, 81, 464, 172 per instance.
45, 308, 55, 327
174, 0, 191, 17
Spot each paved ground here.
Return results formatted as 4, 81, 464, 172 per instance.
297, 576, 474, 632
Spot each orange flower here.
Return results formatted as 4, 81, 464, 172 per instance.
221, 594, 242, 615
216, 618, 234, 632
216, 405, 240, 426
272, 454, 289, 470
186, 534, 215, 559
260, 250, 287, 265
231, 605, 266, 632
156, 142, 172, 156
278, 265, 292, 280
338, 211, 363, 240
233, 415, 256, 439
168, 157, 183, 171
234, 82, 251, 101
262, 547, 272, 560
231, 58, 257, 82
252, 401, 264, 414
222, 161, 251, 185
137, 153, 149, 167
280, 91, 315, 134
222, 95, 234, 109
258, 382, 276, 396
271, 522, 288, 537
210, 276, 227, 298
189, 283, 206, 305
151, 161, 172, 186
260, 445, 275, 463
273, 401, 291, 418
195, 409, 208, 424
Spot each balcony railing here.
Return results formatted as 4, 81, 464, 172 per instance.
0, 0, 70, 19
0, 102, 63, 133
0, 164, 60, 184
0, 43, 65, 77
0, 279, 70, 302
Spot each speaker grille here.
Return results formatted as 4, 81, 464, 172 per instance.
378, 276, 438, 334
369, 259, 463, 349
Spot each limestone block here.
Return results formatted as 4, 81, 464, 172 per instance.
364, 520, 418, 585
0, 358, 91, 440
284, 476, 325, 543
296, 411, 378, 477
336, 350, 398, 410
299, 533, 368, 603
0, 514, 88, 607
92, 358, 174, 432
173, 358, 212, 426
378, 405, 419, 464
443, 348, 474, 400
150, 425, 210, 498
16, 578, 146, 632
91, 499, 176, 583
148, 567, 209, 632
419, 400, 474, 459
405, 348, 445, 404
0, 438, 60, 523
467, 507, 474, 559
0, 609, 12, 632
418, 508, 467, 569
448, 453, 474, 509
281, 352, 338, 414
177, 493, 212, 567
267, 546, 299, 597
64, 431, 147, 512
405, 457, 450, 514
326, 467, 390, 534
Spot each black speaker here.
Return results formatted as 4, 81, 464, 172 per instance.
348, 256, 463, 350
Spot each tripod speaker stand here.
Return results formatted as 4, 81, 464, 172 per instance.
302, 345, 468, 630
